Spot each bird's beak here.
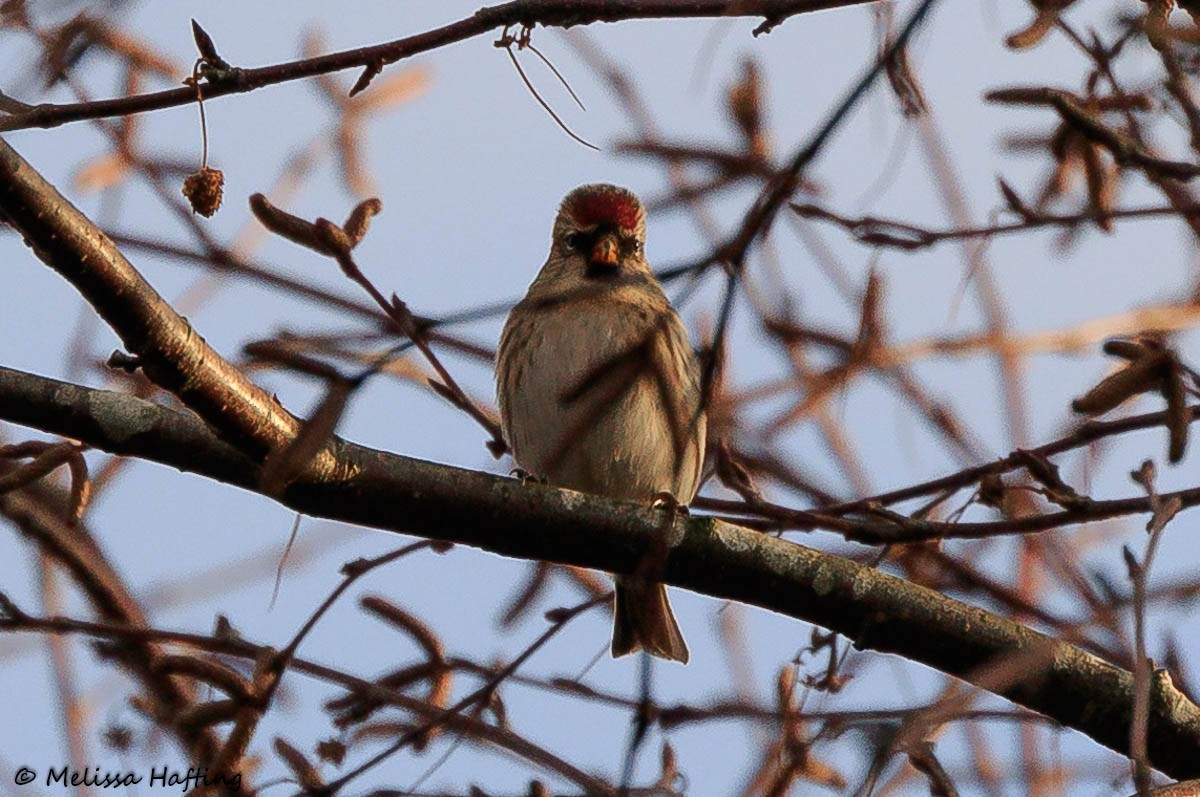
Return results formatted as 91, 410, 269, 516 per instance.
587, 234, 620, 276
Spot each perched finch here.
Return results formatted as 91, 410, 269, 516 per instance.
497, 184, 706, 663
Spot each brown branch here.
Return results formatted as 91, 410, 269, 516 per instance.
248, 193, 506, 450
716, 0, 937, 271
792, 202, 1200, 251
105, 230, 387, 324
0, 0, 874, 133
817, 405, 1200, 518
2, 366, 1200, 778
987, 86, 1200, 181
616, 140, 777, 177
322, 595, 607, 794
0, 611, 616, 795
0, 136, 311, 466
105, 231, 510, 363
692, 0, 939, 415
695, 407, 1200, 543
0, 475, 219, 762
1052, 21, 1200, 250
702, 477, 1200, 543
5, 25, 1200, 779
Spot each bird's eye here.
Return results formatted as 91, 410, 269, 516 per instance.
565, 232, 588, 251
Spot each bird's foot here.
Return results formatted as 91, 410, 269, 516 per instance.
651, 491, 690, 517
510, 468, 548, 486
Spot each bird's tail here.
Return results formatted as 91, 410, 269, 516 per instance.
611, 577, 689, 663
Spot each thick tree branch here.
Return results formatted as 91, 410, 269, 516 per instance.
0, 137, 330, 469
0, 0, 873, 133
1, 365, 1200, 778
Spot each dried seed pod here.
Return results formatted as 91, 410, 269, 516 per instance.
343, 197, 383, 247
182, 166, 223, 217
1072, 351, 1167, 414
1006, 5, 1061, 49
249, 193, 327, 252
1102, 339, 1150, 361
360, 596, 444, 663
274, 737, 324, 792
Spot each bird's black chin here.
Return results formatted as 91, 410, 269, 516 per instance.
586, 262, 620, 279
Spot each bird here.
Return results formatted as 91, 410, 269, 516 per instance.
496, 183, 706, 663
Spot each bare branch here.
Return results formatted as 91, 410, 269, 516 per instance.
2, 366, 1200, 778
0, 0, 875, 133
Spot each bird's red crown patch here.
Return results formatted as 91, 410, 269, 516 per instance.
569, 190, 641, 230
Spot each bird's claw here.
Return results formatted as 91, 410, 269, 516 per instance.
510, 468, 547, 486
651, 491, 690, 516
